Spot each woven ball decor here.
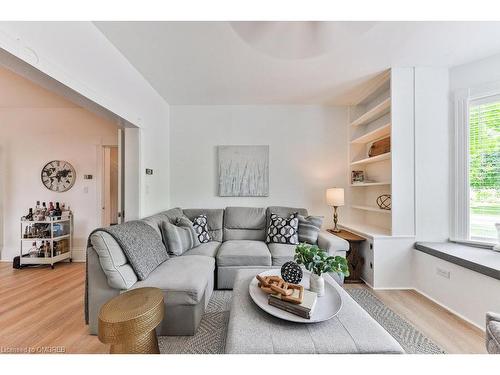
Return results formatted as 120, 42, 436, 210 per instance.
376, 194, 392, 210
280, 261, 303, 284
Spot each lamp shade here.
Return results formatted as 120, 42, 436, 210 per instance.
326, 188, 344, 207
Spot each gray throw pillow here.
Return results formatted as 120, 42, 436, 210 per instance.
161, 217, 200, 256
298, 215, 324, 244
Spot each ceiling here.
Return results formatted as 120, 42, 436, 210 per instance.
94, 21, 500, 105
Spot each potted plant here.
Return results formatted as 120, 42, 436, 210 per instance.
294, 243, 349, 296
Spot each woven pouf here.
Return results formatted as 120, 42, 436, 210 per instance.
98, 287, 164, 354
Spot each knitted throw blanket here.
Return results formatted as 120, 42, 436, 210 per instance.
84, 220, 168, 324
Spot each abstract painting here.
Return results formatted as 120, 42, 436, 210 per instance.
217, 145, 269, 197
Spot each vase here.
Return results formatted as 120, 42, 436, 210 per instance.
310, 273, 325, 297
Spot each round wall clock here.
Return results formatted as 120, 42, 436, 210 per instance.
41, 160, 76, 192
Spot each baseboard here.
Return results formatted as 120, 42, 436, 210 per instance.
70, 248, 86, 262
414, 287, 484, 331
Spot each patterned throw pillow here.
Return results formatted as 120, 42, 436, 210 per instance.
298, 215, 324, 244
192, 214, 211, 243
266, 212, 299, 244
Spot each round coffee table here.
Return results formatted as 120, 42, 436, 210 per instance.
98, 287, 164, 354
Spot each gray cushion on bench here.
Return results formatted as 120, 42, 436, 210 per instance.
131, 255, 215, 306
217, 240, 271, 267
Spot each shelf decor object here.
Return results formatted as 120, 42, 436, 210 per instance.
20, 213, 73, 269
281, 261, 303, 284
326, 187, 344, 233
376, 194, 392, 210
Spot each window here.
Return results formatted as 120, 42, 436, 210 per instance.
468, 98, 500, 240
453, 88, 500, 245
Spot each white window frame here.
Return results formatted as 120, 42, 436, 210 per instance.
452, 82, 500, 246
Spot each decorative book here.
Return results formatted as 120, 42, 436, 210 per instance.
268, 289, 318, 319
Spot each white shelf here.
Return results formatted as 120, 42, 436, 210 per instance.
350, 98, 391, 127
339, 222, 392, 239
351, 123, 391, 144
21, 216, 71, 223
21, 234, 70, 241
351, 152, 391, 166
351, 181, 391, 187
353, 70, 391, 105
20, 252, 70, 265
351, 205, 392, 214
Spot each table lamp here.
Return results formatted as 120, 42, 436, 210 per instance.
326, 188, 344, 233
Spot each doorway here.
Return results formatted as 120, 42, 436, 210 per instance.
102, 145, 119, 226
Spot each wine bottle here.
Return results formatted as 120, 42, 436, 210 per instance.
55, 202, 62, 217
26, 208, 34, 221
41, 202, 47, 220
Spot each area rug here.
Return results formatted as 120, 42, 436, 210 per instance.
345, 288, 446, 354
158, 288, 445, 354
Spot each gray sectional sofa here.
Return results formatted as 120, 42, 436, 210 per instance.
86, 206, 348, 336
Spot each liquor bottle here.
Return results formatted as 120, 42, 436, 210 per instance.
55, 202, 62, 217
34, 201, 41, 219
26, 208, 33, 221
48, 202, 55, 217
45, 242, 51, 258
41, 202, 47, 220
39, 241, 45, 257
29, 242, 38, 258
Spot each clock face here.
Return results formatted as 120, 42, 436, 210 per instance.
41, 160, 76, 192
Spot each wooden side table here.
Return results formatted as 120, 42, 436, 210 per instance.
98, 287, 164, 354
327, 229, 366, 284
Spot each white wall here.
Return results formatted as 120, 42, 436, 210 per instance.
412, 60, 500, 329
414, 67, 450, 241
0, 21, 171, 218
170, 105, 348, 227
0, 67, 118, 261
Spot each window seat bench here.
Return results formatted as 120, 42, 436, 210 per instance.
415, 242, 500, 281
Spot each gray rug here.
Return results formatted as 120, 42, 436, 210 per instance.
345, 288, 445, 354
159, 288, 445, 354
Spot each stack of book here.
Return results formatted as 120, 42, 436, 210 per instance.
268, 289, 318, 319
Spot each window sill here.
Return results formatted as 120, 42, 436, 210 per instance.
414, 241, 500, 281
450, 238, 495, 249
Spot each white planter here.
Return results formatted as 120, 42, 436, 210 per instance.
310, 273, 325, 297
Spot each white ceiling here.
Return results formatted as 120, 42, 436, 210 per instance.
94, 21, 500, 105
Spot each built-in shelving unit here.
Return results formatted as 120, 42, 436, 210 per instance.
340, 68, 416, 289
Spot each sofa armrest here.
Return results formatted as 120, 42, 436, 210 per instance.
487, 312, 500, 325
317, 230, 349, 256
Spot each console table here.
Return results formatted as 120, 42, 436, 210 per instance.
328, 229, 365, 283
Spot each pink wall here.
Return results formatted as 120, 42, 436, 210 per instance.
0, 67, 118, 261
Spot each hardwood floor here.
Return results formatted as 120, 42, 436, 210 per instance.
0, 263, 486, 354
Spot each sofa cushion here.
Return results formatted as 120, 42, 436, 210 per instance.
266, 212, 299, 245
183, 241, 221, 258
161, 217, 200, 256
266, 206, 308, 228
142, 207, 184, 237
183, 208, 224, 242
224, 207, 267, 241
298, 215, 324, 244
130, 255, 215, 305
90, 231, 138, 289
217, 240, 271, 267
267, 243, 297, 266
